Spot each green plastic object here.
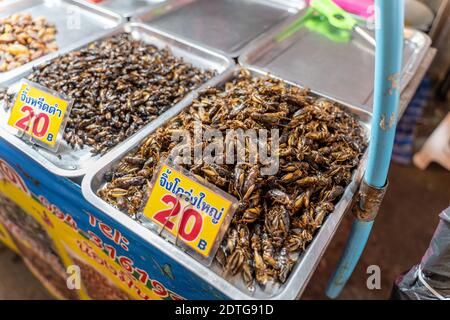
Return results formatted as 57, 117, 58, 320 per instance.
310, 0, 357, 30
276, 8, 351, 43
305, 14, 351, 42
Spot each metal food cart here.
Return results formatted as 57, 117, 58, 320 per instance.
0, 0, 435, 300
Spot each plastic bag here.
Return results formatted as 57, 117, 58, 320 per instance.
392, 206, 450, 300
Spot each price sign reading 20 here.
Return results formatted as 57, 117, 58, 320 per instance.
7, 80, 72, 151
143, 161, 238, 265
152, 194, 203, 242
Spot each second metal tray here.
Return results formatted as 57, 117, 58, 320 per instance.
82, 66, 372, 299
133, 0, 306, 58
239, 10, 432, 115
0, 23, 234, 178
0, 0, 123, 83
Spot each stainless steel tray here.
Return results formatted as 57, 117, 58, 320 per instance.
133, 0, 306, 58
73, 0, 167, 19
239, 10, 432, 115
0, 22, 234, 178
0, 0, 123, 83
82, 66, 372, 299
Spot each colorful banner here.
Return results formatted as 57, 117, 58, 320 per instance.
0, 137, 229, 300
0, 214, 19, 254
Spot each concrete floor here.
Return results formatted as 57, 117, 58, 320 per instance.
302, 161, 449, 299
0, 99, 448, 300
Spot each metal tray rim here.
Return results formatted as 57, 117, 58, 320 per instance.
81, 65, 372, 299
398, 29, 432, 100
72, 0, 168, 19
0, 22, 235, 178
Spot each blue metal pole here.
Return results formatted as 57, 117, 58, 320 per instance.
326, 0, 404, 299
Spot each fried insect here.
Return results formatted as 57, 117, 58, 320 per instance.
10, 33, 214, 155
98, 69, 367, 289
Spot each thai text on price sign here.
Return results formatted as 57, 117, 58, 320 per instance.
143, 159, 238, 266
7, 79, 72, 151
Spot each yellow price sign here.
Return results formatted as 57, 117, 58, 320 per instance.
7, 80, 72, 151
143, 160, 238, 265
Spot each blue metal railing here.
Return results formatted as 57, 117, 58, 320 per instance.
326, 0, 404, 299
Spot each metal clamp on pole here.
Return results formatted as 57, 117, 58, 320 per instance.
352, 180, 388, 222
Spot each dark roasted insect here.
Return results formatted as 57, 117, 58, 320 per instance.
98, 69, 367, 289
15, 33, 215, 154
